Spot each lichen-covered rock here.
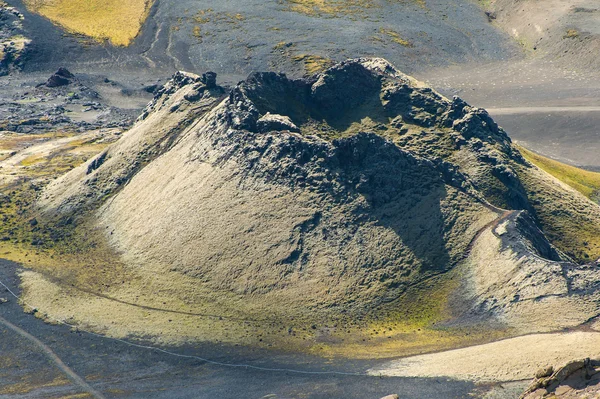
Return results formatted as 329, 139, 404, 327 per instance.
257, 112, 300, 133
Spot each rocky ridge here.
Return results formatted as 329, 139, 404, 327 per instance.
0, 1, 29, 76
522, 358, 600, 398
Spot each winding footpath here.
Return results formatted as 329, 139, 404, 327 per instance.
0, 314, 107, 399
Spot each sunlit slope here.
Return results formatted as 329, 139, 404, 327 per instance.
24, 0, 153, 46
518, 145, 600, 201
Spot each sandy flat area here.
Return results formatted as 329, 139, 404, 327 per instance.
487, 107, 600, 115
370, 332, 600, 382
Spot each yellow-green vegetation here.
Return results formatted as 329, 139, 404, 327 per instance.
273, 41, 290, 50
285, 0, 426, 17
319, 271, 509, 359
0, 131, 116, 261
0, 131, 70, 151
192, 8, 212, 24
379, 27, 413, 47
189, 9, 245, 42
518, 145, 600, 201
564, 29, 580, 39
292, 54, 334, 75
23, 0, 154, 46
192, 26, 202, 42
19, 154, 44, 167
515, 148, 600, 263
0, 375, 70, 395
285, 0, 378, 17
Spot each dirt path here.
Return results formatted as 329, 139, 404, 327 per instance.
0, 314, 107, 399
26, 266, 268, 323
463, 209, 514, 259
369, 331, 600, 383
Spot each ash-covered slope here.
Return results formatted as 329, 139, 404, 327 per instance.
486, 0, 600, 71
8, 0, 516, 78
38, 58, 600, 333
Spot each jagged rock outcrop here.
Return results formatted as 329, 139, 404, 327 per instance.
36, 58, 600, 330
521, 359, 600, 398
46, 67, 75, 87
0, 3, 29, 76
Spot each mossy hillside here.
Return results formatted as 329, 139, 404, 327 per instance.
0, 130, 120, 286
19, 254, 508, 359
518, 145, 600, 201
516, 159, 600, 263
13, 181, 502, 360
10, 180, 500, 360
24, 0, 153, 46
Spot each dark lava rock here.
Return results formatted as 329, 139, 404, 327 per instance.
202, 71, 217, 89
311, 60, 381, 117
87, 151, 108, 175
46, 67, 76, 87
143, 84, 160, 94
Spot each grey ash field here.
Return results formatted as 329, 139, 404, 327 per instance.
2, 1, 600, 399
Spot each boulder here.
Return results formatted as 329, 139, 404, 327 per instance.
521, 359, 599, 398
256, 112, 300, 133
46, 67, 75, 87
535, 366, 554, 379
202, 71, 217, 89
